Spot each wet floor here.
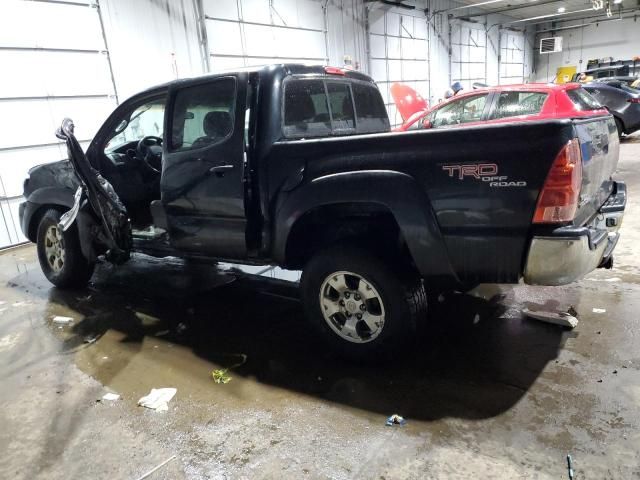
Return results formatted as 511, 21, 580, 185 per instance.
1, 134, 640, 479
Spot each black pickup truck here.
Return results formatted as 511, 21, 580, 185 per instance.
20, 64, 626, 359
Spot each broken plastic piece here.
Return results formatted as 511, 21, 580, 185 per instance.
386, 414, 407, 426
522, 308, 578, 328
102, 393, 120, 401
52, 316, 74, 324
138, 388, 176, 411
135, 455, 177, 480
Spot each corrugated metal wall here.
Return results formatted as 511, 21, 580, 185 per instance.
367, 2, 430, 128
0, 0, 118, 248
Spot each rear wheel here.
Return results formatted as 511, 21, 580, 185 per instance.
36, 209, 94, 288
615, 117, 625, 139
300, 245, 426, 361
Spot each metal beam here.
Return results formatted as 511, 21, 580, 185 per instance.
0, 94, 111, 102
0, 46, 103, 54
0, 140, 91, 153
456, 0, 566, 19
205, 15, 326, 34
533, 6, 640, 29
24, 0, 91, 7
210, 53, 327, 62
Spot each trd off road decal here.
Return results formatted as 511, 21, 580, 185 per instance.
441, 163, 527, 187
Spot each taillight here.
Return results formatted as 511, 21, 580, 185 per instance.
533, 139, 582, 223
628, 98, 640, 104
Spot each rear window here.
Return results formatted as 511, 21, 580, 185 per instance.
352, 83, 389, 133
489, 91, 548, 119
283, 78, 388, 138
567, 88, 602, 111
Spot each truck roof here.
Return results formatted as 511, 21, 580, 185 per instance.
134, 64, 376, 98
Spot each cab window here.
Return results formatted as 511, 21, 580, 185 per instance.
169, 77, 236, 152
283, 78, 389, 138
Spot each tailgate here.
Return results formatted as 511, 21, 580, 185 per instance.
573, 115, 620, 226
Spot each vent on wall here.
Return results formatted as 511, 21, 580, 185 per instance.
540, 37, 562, 54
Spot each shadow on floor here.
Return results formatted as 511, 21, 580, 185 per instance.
37, 254, 569, 422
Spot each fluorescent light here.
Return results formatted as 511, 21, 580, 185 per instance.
448, 0, 508, 11
613, 0, 622, 3
558, 6, 566, 12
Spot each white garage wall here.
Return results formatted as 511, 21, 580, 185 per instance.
0, 0, 119, 248
368, 1, 430, 127
499, 30, 526, 84
534, 16, 640, 82
450, 19, 487, 91
99, 0, 205, 100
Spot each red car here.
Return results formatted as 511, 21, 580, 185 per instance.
393, 83, 610, 132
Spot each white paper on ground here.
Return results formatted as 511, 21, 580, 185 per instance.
522, 308, 579, 328
52, 316, 74, 324
102, 393, 120, 401
592, 308, 606, 313
138, 388, 177, 411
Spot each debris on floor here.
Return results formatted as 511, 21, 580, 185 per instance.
567, 454, 575, 480
522, 308, 578, 328
386, 414, 407, 426
138, 388, 177, 412
211, 369, 232, 384
101, 392, 120, 401
592, 308, 606, 313
52, 316, 74, 324
135, 454, 177, 480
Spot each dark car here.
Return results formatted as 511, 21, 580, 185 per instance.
20, 64, 625, 360
582, 81, 640, 137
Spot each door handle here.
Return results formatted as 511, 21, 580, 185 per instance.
209, 164, 234, 177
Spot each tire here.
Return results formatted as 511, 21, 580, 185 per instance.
615, 117, 625, 139
300, 245, 427, 362
36, 208, 95, 288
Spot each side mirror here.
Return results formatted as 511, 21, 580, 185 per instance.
55, 118, 75, 140
422, 119, 432, 129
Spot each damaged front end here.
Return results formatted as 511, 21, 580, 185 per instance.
56, 118, 132, 264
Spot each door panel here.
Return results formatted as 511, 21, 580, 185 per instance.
161, 74, 248, 257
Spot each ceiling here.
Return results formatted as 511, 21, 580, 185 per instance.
445, 0, 635, 21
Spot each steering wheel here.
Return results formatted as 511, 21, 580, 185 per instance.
136, 136, 163, 174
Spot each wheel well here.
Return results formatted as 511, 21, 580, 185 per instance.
284, 203, 415, 271
28, 204, 66, 242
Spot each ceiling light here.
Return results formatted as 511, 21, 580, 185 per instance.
613, 0, 622, 3
558, 6, 566, 12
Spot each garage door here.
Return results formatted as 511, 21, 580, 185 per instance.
450, 20, 487, 91
367, 5, 430, 128
203, 0, 328, 73
0, 0, 118, 248
499, 30, 525, 84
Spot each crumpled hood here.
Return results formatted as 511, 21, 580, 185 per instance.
390, 83, 428, 122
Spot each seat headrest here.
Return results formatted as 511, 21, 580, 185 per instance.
203, 111, 232, 137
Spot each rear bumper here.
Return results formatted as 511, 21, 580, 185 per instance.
524, 181, 626, 286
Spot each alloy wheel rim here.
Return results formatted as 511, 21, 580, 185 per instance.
319, 271, 386, 343
44, 225, 65, 273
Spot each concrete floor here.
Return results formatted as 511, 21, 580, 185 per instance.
1, 134, 640, 480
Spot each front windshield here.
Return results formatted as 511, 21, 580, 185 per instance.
105, 98, 165, 152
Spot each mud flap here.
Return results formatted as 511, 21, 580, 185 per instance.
56, 118, 132, 264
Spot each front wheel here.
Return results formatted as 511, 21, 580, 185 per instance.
36, 208, 94, 288
300, 245, 426, 361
